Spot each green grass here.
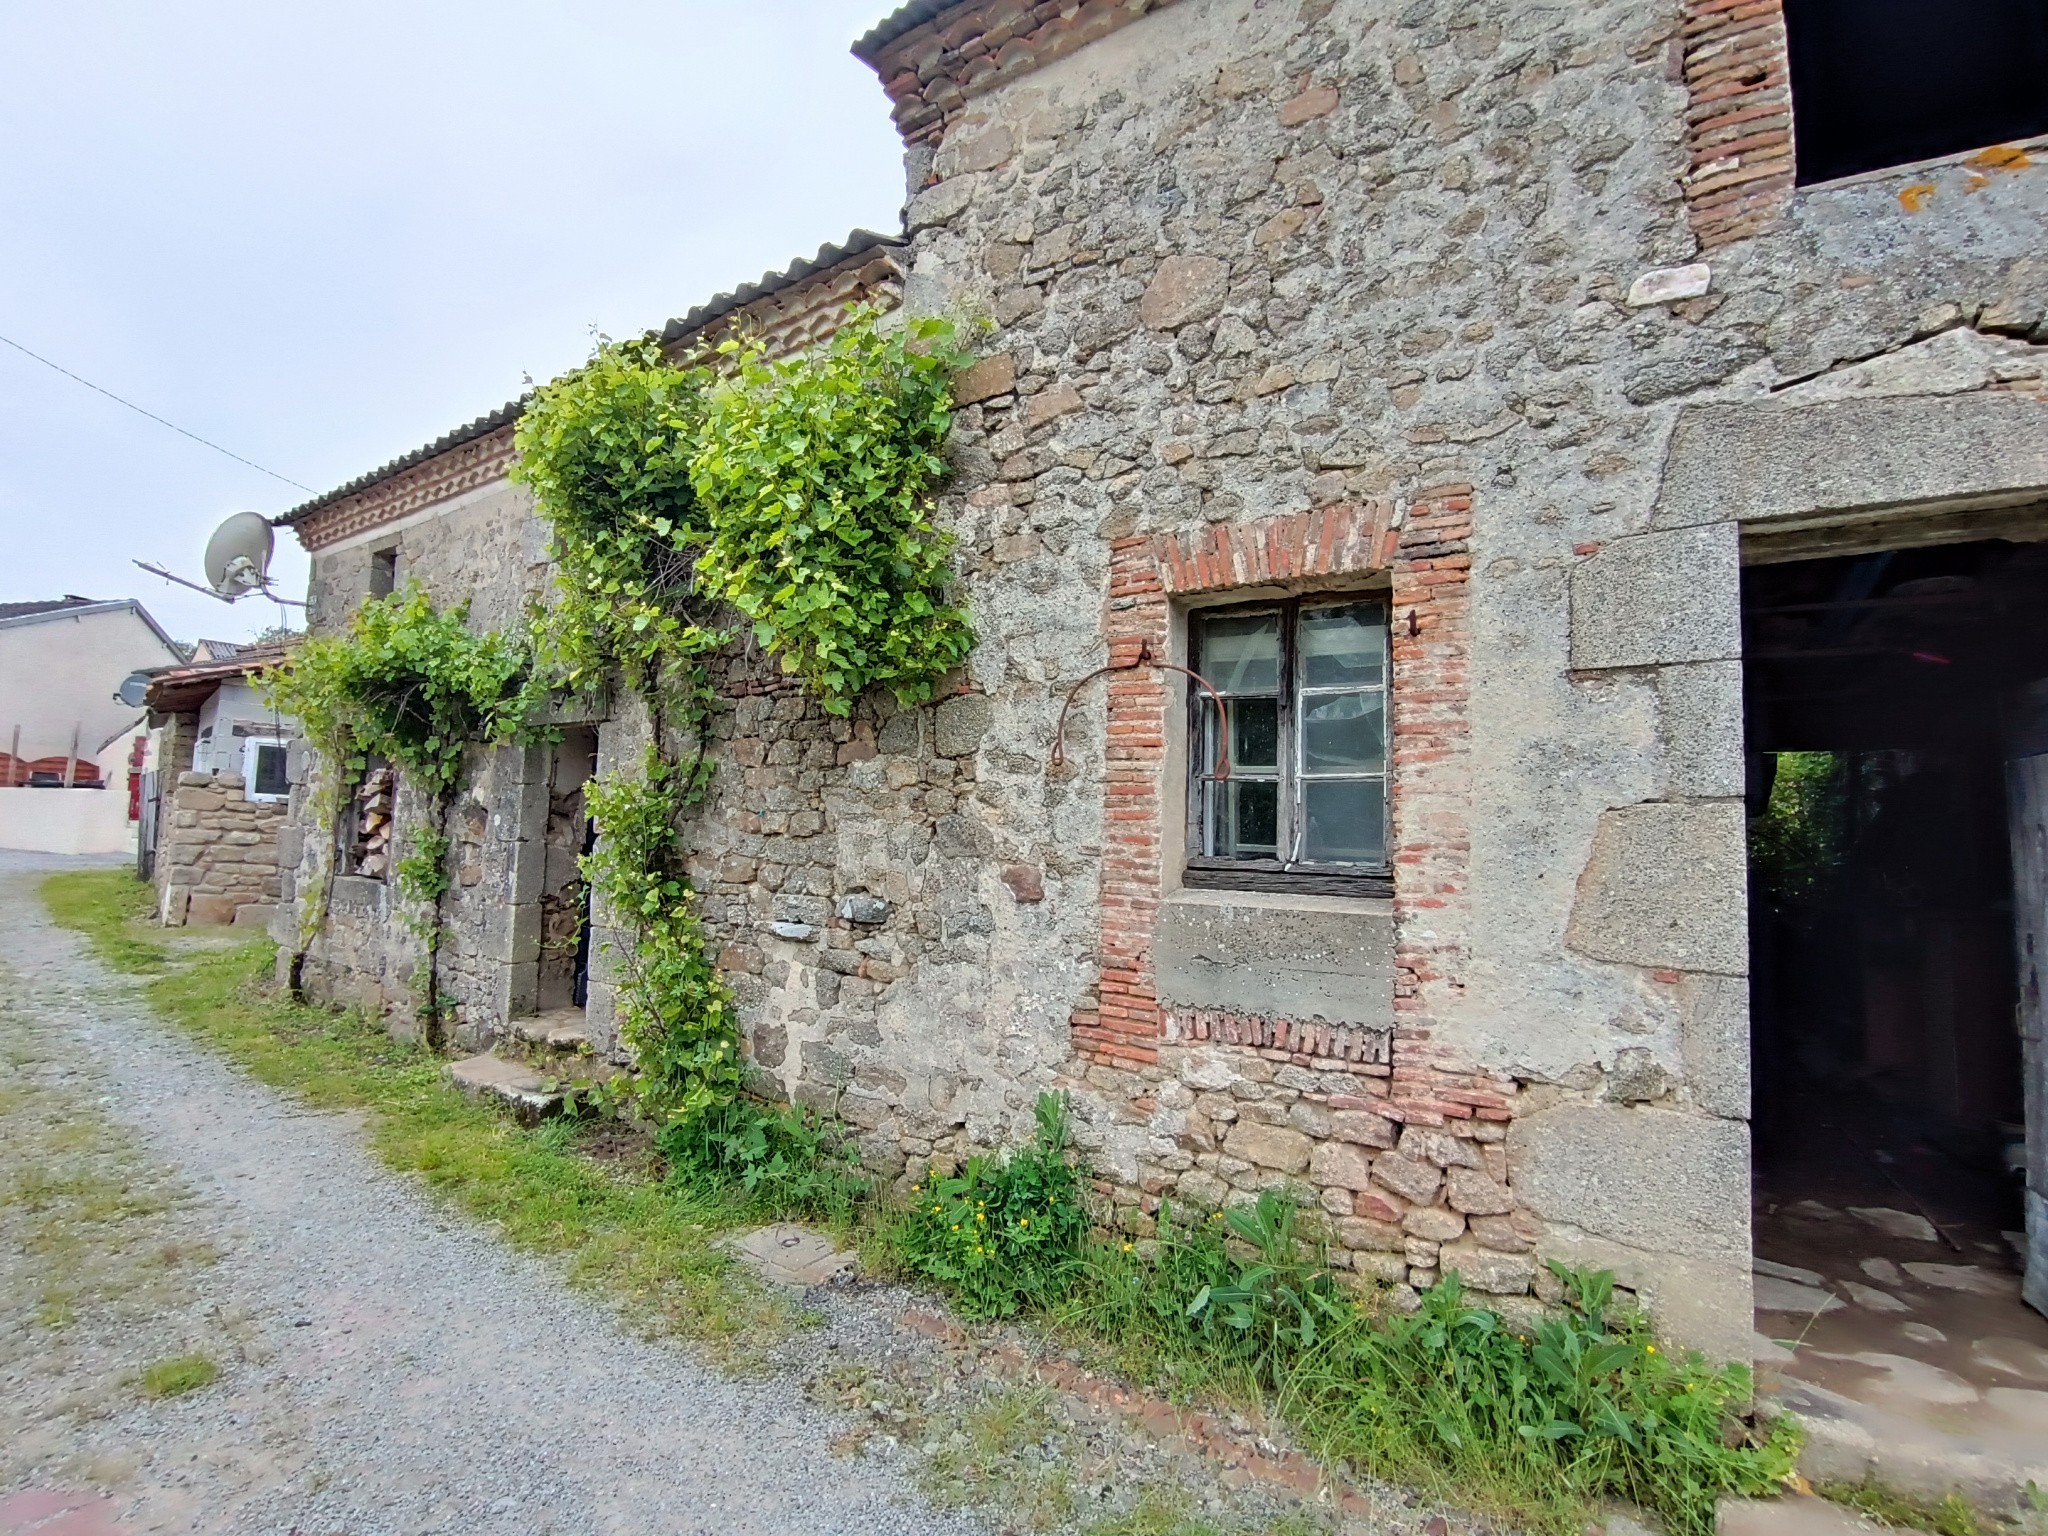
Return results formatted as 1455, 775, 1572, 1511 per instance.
889, 1119, 1798, 1536
43, 869, 1792, 1536
42, 869, 789, 1355
1817, 1481, 1990, 1536
140, 1353, 218, 1399
42, 870, 171, 974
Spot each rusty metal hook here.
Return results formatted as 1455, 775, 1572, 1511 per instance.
1049, 639, 1232, 780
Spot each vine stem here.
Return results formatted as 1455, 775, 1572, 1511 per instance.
421, 788, 454, 1051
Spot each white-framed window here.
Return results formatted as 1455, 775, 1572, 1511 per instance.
244, 738, 291, 803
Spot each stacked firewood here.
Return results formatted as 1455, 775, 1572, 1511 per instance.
354, 766, 396, 878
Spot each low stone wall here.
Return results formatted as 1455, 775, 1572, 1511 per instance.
1067, 1024, 1548, 1320
157, 771, 286, 928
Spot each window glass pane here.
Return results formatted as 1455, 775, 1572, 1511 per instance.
1301, 778, 1385, 865
252, 745, 289, 797
1207, 778, 1278, 859
1197, 611, 1280, 694
1301, 692, 1385, 771
1205, 695, 1278, 771
1300, 603, 1385, 689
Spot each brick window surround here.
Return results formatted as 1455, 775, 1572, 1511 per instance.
1069, 492, 1474, 1072
1682, 0, 1796, 249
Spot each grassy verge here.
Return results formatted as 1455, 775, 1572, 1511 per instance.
880, 1095, 1798, 1536
43, 869, 1795, 1536
41, 869, 789, 1355
1816, 1478, 2048, 1536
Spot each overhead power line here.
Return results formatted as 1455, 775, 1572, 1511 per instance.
0, 330, 314, 493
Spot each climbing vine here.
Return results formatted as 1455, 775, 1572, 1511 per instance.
510, 308, 974, 1120
692, 316, 974, 713
273, 584, 531, 794
579, 749, 741, 1121
268, 585, 531, 1037
507, 337, 716, 704
277, 312, 972, 1114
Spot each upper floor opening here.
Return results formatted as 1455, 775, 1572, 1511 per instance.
1785, 0, 2048, 183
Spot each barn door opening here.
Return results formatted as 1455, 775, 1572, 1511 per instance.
1743, 536, 2048, 1446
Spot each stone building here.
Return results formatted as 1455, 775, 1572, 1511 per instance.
276, 0, 2048, 1372
142, 643, 297, 927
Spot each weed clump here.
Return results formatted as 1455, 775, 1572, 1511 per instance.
886, 1101, 1796, 1536
141, 1353, 218, 1399
657, 1099, 870, 1225
890, 1093, 1090, 1319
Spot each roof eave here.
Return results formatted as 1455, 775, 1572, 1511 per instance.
276, 228, 907, 533
852, 1, 958, 62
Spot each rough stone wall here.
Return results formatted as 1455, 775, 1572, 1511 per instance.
273, 0, 2048, 1359
286, 480, 559, 1047
303, 481, 548, 637
874, 0, 2048, 1356
155, 770, 287, 928
572, 643, 1087, 1175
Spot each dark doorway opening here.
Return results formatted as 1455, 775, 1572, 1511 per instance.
1783, 0, 2048, 184
538, 728, 598, 1017
1743, 537, 2048, 1459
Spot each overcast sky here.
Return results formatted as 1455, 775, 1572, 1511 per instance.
0, 1, 907, 645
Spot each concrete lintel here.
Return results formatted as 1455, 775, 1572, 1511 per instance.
1155, 888, 1394, 1029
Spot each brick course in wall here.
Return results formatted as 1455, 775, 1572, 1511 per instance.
859, 0, 1188, 151
1680, 0, 1796, 249
293, 428, 521, 554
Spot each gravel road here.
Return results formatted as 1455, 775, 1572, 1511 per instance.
0, 851, 989, 1536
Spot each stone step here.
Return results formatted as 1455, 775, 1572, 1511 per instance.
448, 1054, 565, 1125
509, 1009, 591, 1054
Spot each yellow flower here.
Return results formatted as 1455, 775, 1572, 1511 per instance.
952, 1224, 961, 1231
1646, 1345, 1658, 1355
1122, 1242, 1134, 1253
1020, 1219, 1029, 1227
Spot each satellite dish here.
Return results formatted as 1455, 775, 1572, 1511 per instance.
203, 512, 275, 601
116, 671, 153, 709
